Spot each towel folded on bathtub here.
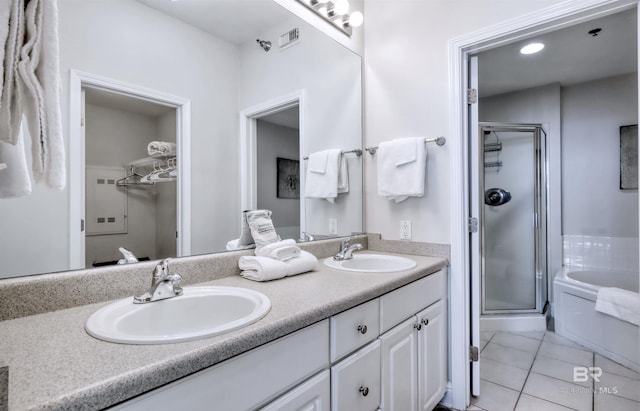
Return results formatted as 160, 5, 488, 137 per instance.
595, 287, 640, 326
239, 250, 317, 282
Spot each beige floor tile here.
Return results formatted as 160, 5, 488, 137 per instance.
594, 354, 640, 381
480, 339, 489, 352
595, 371, 640, 402
594, 392, 640, 411
492, 332, 542, 353
510, 330, 546, 341
466, 405, 488, 411
543, 332, 588, 350
471, 380, 520, 411
481, 342, 537, 370
481, 331, 495, 342
538, 341, 593, 367
523, 372, 592, 410
515, 394, 576, 411
481, 357, 529, 391
532, 355, 592, 388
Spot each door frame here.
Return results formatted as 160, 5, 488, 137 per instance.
447, 0, 638, 409
239, 90, 305, 236
68, 69, 192, 269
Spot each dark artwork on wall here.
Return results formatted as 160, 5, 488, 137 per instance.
620, 124, 638, 190
277, 157, 300, 199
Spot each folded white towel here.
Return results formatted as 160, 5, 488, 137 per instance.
0, 0, 25, 146
305, 148, 342, 202
239, 250, 317, 281
226, 239, 257, 251
595, 287, 640, 326
147, 141, 176, 157
377, 137, 427, 203
0, 125, 32, 198
255, 239, 301, 261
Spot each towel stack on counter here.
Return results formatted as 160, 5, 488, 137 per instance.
232, 209, 318, 281
377, 137, 427, 203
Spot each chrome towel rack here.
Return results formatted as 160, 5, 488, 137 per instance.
303, 149, 363, 160
365, 137, 446, 155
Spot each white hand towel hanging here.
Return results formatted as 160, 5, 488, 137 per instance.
17, 0, 66, 190
304, 148, 342, 203
0, 0, 25, 146
377, 137, 427, 202
0, 124, 32, 198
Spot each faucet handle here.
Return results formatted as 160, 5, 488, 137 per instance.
341, 238, 350, 248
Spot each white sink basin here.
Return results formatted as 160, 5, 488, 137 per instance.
323, 253, 417, 273
85, 286, 271, 344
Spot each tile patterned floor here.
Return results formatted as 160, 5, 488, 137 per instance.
467, 331, 640, 411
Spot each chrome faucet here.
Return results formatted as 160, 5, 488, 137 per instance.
333, 238, 363, 261
134, 258, 183, 304
299, 232, 315, 242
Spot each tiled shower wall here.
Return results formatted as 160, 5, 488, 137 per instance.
563, 235, 639, 272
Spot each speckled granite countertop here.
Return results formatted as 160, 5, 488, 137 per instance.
0, 252, 447, 411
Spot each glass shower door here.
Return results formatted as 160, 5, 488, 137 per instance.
481, 124, 546, 313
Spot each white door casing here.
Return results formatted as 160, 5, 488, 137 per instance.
68, 69, 192, 269
447, 1, 639, 409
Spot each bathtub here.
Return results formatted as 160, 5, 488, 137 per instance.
554, 267, 639, 373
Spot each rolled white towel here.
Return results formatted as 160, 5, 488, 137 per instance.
226, 239, 256, 251
255, 239, 301, 261
239, 250, 317, 282
595, 287, 640, 326
147, 141, 176, 156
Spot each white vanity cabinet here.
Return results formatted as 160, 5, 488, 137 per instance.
112, 269, 447, 411
379, 270, 447, 411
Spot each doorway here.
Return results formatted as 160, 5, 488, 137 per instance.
69, 70, 192, 270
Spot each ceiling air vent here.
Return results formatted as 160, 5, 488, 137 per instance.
279, 28, 300, 51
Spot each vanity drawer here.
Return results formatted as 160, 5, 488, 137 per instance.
379, 270, 445, 333
330, 298, 380, 362
112, 320, 329, 411
260, 370, 330, 411
331, 340, 381, 411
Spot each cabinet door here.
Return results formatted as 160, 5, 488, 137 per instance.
379, 317, 418, 411
331, 340, 381, 411
417, 300, 447, 411
260, 370, 330, 411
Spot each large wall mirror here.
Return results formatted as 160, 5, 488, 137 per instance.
0, 0, 363, 279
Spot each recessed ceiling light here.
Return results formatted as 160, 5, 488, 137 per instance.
520, 42, 545, 55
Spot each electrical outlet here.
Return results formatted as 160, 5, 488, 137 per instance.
329, 218, 338, 235
400, 220, 411, 240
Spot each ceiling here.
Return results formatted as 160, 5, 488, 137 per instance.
136, 0, 290, 45
478, 9, 637, 97
84, 88, 174, 117
260, 106, 300, 129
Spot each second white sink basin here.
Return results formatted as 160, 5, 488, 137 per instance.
86, 286, 271, 345
324, 253, 417, 273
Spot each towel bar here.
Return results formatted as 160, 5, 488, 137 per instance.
302, 149, 363, 160
365, 137, 446, 155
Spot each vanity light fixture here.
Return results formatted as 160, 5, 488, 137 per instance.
520, 42, 545, 55
296, 0, 363, 36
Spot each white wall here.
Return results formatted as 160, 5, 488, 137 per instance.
562, 73, 639, 237
256, 120, 300, 239
363, 0, 565, 244
84, 104, 158, 266
238, 16, 363, 237
155, 111, 178, 259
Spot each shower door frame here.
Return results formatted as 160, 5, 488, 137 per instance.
478, 122, 548, 315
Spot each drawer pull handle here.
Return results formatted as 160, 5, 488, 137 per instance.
414, 323, 422, 331
357, 324, 368, 334
359, 386, 369, 396
421, 318, 429, 326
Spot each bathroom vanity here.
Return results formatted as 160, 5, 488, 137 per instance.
0, 244, 447, 410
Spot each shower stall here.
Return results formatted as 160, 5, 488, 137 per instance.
479, 123, 548, 315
